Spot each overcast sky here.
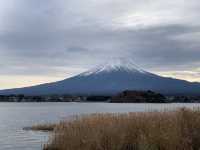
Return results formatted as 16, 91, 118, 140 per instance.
0, 0, 200, 89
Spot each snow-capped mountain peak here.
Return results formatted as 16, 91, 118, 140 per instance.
80, 59, 146, 76
0, 57, 200, 96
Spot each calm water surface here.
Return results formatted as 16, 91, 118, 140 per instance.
0, 102, 200, 150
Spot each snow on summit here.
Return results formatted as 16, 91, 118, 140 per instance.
80, 58, 146, 76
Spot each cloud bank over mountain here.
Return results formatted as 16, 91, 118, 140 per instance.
0, 0, 200, 88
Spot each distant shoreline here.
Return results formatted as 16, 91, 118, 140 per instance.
1, 90, 200, 103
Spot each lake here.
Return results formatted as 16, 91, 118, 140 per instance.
0, 102, 200, 150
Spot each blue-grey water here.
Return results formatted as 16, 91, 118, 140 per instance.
0, 102, 200, 150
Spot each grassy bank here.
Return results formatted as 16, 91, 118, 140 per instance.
24, 124, 56, 132
44, 108, 200, 150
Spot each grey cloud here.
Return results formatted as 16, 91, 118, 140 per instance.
0, 0, 200, 78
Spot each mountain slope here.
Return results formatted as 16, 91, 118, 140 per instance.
0, 60, 200, 95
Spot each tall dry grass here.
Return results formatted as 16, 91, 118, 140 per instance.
44, 108, 200, 150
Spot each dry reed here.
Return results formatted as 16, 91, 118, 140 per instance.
44, 108, 200, 150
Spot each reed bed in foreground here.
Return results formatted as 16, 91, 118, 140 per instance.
44, 108, 200, 150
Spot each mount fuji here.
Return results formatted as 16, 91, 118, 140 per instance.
0, 59, 200, 96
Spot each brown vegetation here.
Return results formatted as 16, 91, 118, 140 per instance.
44, 108, 200, 150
